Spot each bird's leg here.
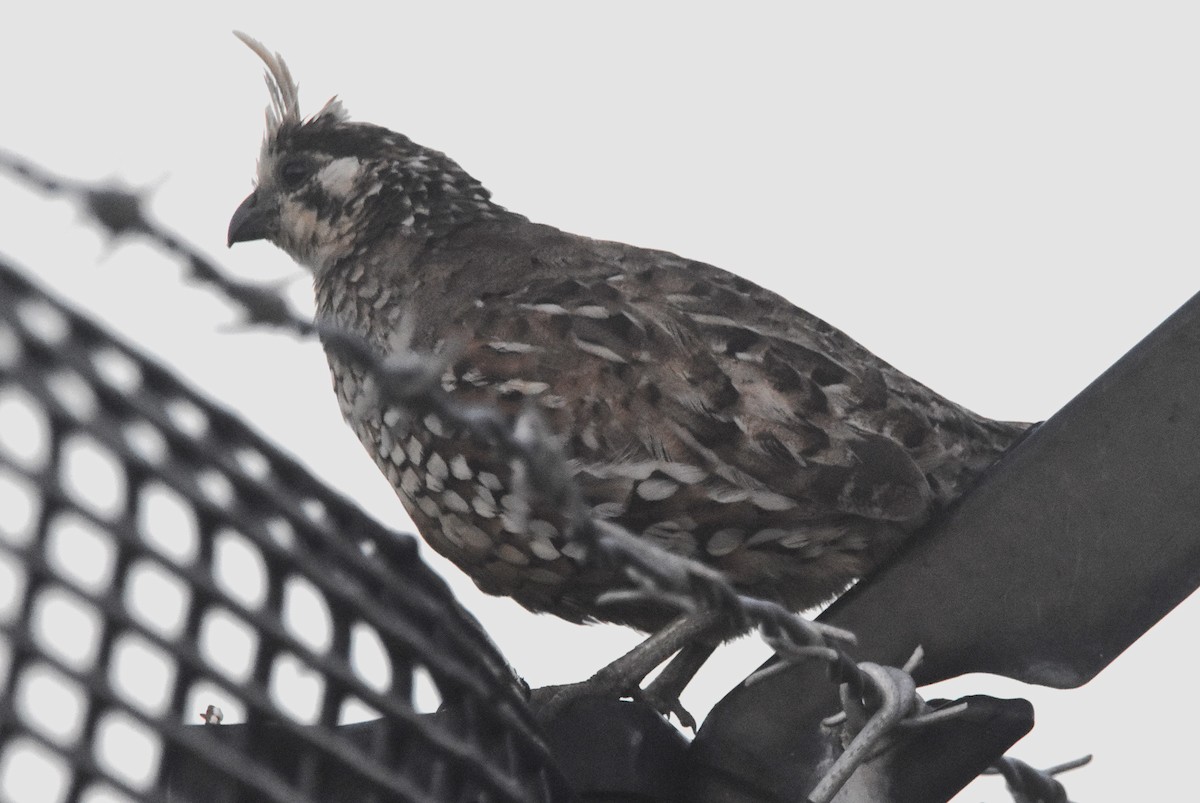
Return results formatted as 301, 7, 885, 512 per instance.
529, 609, 723, 724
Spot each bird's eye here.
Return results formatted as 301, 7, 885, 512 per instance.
279, 158, 312, 189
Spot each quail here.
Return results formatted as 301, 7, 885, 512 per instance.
227, 35, 1028, 712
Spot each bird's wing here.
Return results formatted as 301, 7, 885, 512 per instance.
433, 238, 942, 547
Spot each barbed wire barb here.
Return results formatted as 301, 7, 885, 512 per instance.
986, 753, 1093, 803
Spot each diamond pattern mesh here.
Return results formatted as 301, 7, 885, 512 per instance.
0, 258, 568, 802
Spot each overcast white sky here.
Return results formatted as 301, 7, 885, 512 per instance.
3, 3, 1200, 800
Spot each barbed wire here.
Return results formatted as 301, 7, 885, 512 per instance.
0, 151, 1086, 803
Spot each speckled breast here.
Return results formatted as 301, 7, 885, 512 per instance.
331, 360, 608, 623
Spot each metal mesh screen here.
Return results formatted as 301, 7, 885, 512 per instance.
0, 257, 568, 803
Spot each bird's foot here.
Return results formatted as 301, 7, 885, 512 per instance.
527, 611, 722, 727
528, 645, 664, 721
528, 662, 638, 724
527, 671, 696, 728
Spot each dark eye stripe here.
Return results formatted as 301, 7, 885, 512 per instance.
279, 158, 312, 189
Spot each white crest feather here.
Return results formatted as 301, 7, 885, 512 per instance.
234, 31, 347, 140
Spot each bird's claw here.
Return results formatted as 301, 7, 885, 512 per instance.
632, 686, 697, 731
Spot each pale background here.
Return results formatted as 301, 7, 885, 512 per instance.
2, 3, 1199, 800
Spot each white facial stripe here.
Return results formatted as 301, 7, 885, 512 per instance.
318, 157, 363, 196
279, 198, 348, 273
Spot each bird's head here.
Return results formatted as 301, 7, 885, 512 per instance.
227, 33, 503, 273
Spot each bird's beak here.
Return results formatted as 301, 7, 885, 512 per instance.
227, 190, 274, 247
